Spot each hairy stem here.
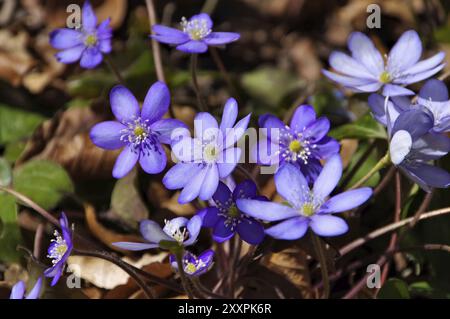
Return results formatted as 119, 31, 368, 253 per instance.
190, 54, 207, 111
105, 56, 125, 85
175, 251, 195, 299
312, 233, 330, 299
348, 152, 390, 190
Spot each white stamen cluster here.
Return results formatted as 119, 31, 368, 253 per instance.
277, 128, 316, 164
297, 189, 323, 217
120, 117, 158, 154
47, 230, 68, 265
164, 219, 189, 243
180, 17, 211, 40
183, 256, 207, 275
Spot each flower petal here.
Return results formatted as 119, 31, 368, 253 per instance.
55, 45, 85, 64
184, 215, 203, 246
199, 207, 221, 228
190, 13, 213, 29
387, 30, 422, 72
391, 109, 433, 140
110, 85, 140, 124
404, 52, 445, 76
329, 51, 376, 79
213, 218, 234, 242
321, 188, 372, 213
217, 147, 241, 178
314, 137, 340, 159
203, 32, 240, 45
49, 29, 82, 49
275, 163, 309, 208
233, 179, 257, 200
400, 162, 450, 191
199, 164, 219, 200
151, 25, 189, 44
213, 182, 233, 208
237, 218, 265, 245
195, 112, 219, 138
265, 217, 308, 240
80, 47, 103, 69
303, 117, 330, 142
178, 166, 208, 203
151, 119, 187, 144
89, 121, 126, 150
224, 113, 251, 148
419, 78, 449, 102
9, 281, 25, 299
348, 32, 384, 75
313, 154, 342, 201
176, 40, 208, 53
220, 98, 238, 134
382, 84, 415, 96
390, 130, 412, 165
142, 81, 170, 123
112, 145, 139, 178
112, 242, 158, 251
395, 63, 445, 86
82, 0, 97, 31
290, 105, 316, 132
139, 143, 167, 174
236, 199, 298, 222
25, 277, 42, 299
140, 219, 172, 243
310, 215, 348, 237
322, 69, 375, 88
163, 163, 202, 189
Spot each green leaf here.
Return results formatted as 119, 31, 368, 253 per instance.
378, 278, 411, 299
3, 141, 26, 164
111, 169, 149, 228
241, 66, 303, 109
329, 113, 387, 140
0, 104, 46, 145
434, 26, 450, 44
343, 142, 381, 188
0, 157, 12, 187
0, 193, 22, 263
13, 160, 74, 210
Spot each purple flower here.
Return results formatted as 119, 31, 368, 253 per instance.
368, 95, 450, 191
151, 13, 240, 54
44, 213, 73, 286
237, 155, 372, 239
255, 104, 340, 183
169, 249, 214, 276
323, 30, 445, 96
417, 79, 450, 133
113, 216, 202, 251
198, 180, 265, 245
90, 82, 187, 178
163, 98, 250, 204
49, 1, 112, 69
9, 277, 43, 299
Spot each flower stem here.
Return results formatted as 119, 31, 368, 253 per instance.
348, 152, 391, 190
175, 251, 195, 299
210, 47, 237, 98
104, 56, 125, 85
312, 233, 330, 299
190, 54, 207, 112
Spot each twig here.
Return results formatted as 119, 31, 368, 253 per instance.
210, 47, 237, 98
33, 223, 45, 260
190, 54, 208, 111
145, 0, 166, 83
339, 207, 450, 257
104, 56, 125, 85
409, 192, 433, 227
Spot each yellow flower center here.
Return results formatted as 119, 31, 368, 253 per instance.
289, 140, 302, 153
379, 71, 391, 84
56, 244, 68, 256
203, 144, 219, 162
133, 126, 146, 137
185, 262, 197, 274
302, 203, 315, 217
228, 205, 240, 218
85, 34, 98, 46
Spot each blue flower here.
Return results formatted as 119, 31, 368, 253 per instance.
236, 155, 372, 240
255, 105, 340, 183
368, 94, 450, 191
44, 213, 73, 286
113, 216, 202, 251
169, 249, 214, 277
323, 30, 445, 96
163, 98, 250, 204
198, 180, 265, 245
417, 79, 450, 133
10, 277, 43, 299
90, 82, 187, 178
151, 13, 240, 54
49, 1, 112, 69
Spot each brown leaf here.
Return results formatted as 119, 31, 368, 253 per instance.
340, 139, 358, 168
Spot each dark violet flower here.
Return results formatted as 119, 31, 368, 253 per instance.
368, 95, 450, 191
151, 13, 240, 54
198, 180, 265, 245
49, 1, 112, 69
237, 155, 372, 239
90, 82, 187, 178
255, 104, 340, 183
323, 30, 445, 96
113, 216, 202, 251
163, 98, 250, 204
169, 249, 214, 277
417, 79, 450, 133
44, 213, 73, 286
10, 277, 43, 299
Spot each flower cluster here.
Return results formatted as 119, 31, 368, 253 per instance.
9, 278, 42, 299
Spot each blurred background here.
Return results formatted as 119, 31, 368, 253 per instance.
0, 0, 449, 299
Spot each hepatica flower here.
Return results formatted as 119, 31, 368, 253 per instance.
90, 82, 187, 178
10, 277, 42, 299
169, 249, 214, 277
151, 13, 240, 54
323, 30, 445, 96
44, 213, 73, 286
237, 155, 372, 239
417, 79, 450, 133
198, 180, 265, 245
256, 105, 340, 183
49, 1, 112, 69
369, 95, 450, 192
113, 216, 202, 251
163, 98, 250, 203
